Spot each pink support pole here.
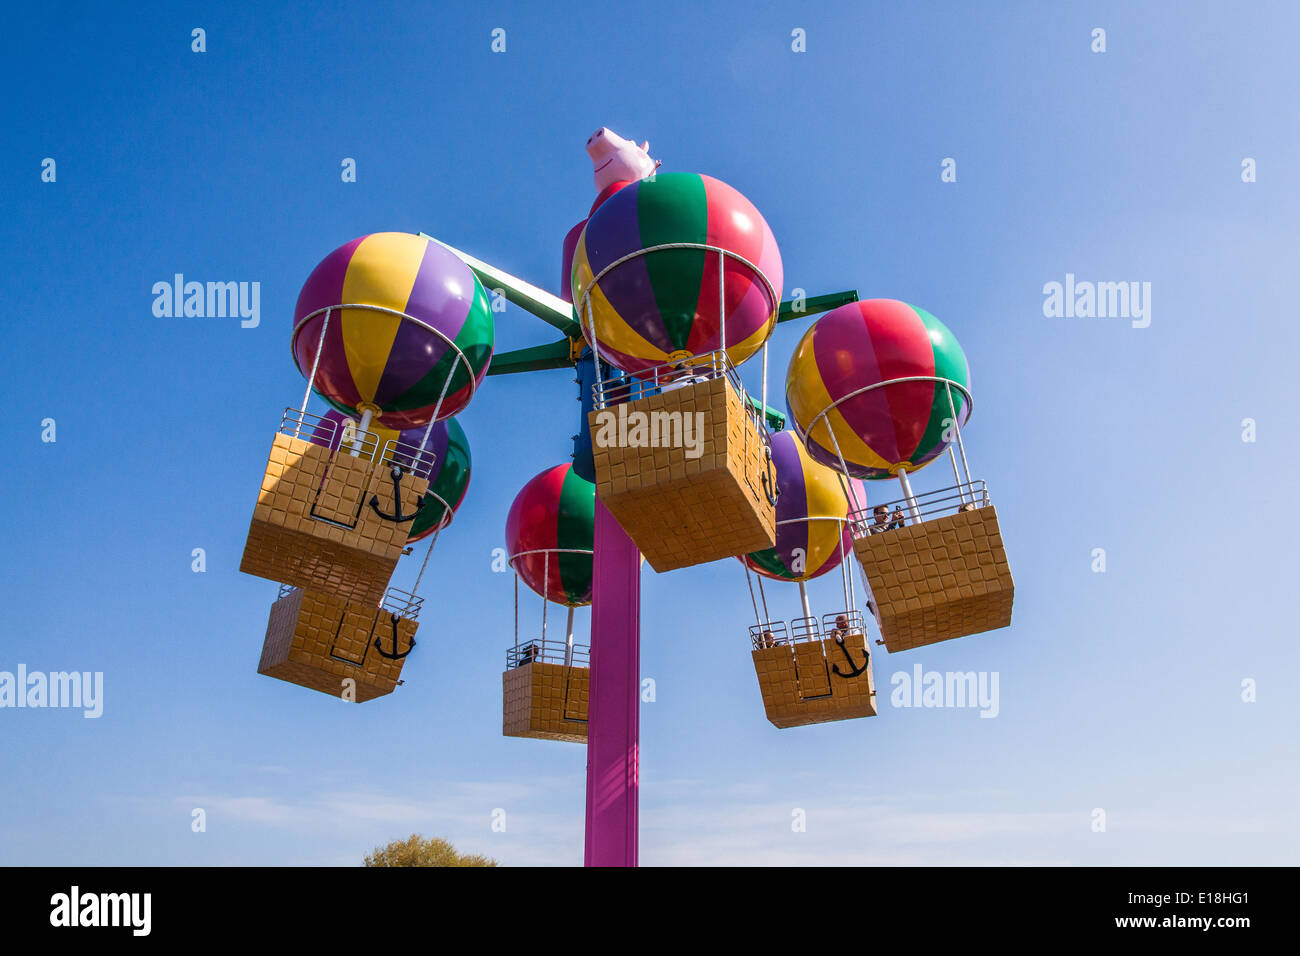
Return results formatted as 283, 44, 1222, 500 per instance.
584, 496, 641, 866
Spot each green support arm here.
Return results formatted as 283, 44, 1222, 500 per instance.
419, 233, 582, 339
748, 397, 786, 431
487, 339, 575, 376
777, 290, 858, 323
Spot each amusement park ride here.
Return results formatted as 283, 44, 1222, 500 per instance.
237, 128, 1015, 866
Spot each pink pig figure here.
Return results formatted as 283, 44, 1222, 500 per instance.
586, 127, 660, 191
562, 128, 663, 302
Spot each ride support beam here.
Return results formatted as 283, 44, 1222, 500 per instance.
584, 498, 641, 866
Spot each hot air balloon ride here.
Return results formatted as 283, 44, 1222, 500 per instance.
242, 232, 493, 701
572, 172, 782, 571
741, 431, 877, 728
231, 118, 1018, 863
501, 463, 595, 743
785, 298, 1014, 652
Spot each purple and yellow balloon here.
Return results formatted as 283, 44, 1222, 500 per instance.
292, 232, 494, 431
742, 431, 855, 582
571, 172, 782, 373
785, 299, 970, 481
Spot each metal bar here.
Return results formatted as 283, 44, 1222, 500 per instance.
825, 423, 866, 515
743, 563, 762, 629
296, 306, 331, 438
949, 446, 969, 505
798, 581, 812, 621
839, 521, 852, 613
578, 243, 778, 333
896, 467, 922, 524
585, 298, 606, 406
291, 304, 483, 410
351, 408, 374, 458
802, 376, 974, 442
946, 381, 973, 487
486, 338, 576, 376
414, 341, 460, 459
565, 606, 575, 667
419, 233, 581, 338
776, 290, 859, 323
411, 527, 439, 597
719, 247, 726, 358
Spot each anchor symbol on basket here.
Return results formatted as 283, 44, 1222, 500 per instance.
374, 613, 416, 660
830, 632, 870, 679
761, 444, 780, 507
369, 464, 429, 524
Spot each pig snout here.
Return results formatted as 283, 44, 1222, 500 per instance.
586, 127, 616, 160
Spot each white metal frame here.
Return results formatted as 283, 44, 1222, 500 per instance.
742, 512, 861, 647
573, 241, 777, 416
507, 547, 594, 669
289, 302, 482, 460
794, 375, 979, 524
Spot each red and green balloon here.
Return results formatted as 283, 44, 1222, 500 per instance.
786, 299, 970, 480
505, 464, 596, 607
571, 172, 783, 373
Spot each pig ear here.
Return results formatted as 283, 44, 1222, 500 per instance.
640, 140, 650, 153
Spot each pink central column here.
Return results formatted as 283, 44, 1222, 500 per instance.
584, 496, 640, 866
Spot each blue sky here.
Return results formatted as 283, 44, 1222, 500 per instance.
2, 0, 1298, 865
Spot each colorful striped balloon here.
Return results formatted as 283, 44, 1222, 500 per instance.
742, 431, 855, 582
292, 232, 494, 430
786, 299, 970, 480
571, 172, 782, 373
306, 409, 471, 543
504, 464, 595, 607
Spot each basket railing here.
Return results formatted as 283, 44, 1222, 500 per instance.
749, 609, 865, 649
506, 638, 591, 669
849, 480, 991, 538
274, 583, 423, 622
590, 349, 770, 441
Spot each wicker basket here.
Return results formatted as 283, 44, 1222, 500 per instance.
589, 376, 775, 572
853, 505, 1014, 653
752, 631, 877, 728
258, 586, 416, 702
502, 662, 589, 743
240, 432, 428, 606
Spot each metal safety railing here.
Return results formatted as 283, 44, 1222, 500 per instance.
274, 583, 423, 622
376, 437, 437, 482
849, 479, 991, 538
505, 638, 591, 670
279, 408, 438, 482
590, 348, 770, 435
381, 587, 424, 622
282, 407, 380, 459
749, 609, 866, 650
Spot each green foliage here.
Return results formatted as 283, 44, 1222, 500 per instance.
364, 833, 498, 868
